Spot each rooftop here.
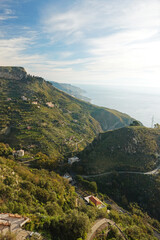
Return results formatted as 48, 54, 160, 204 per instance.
89, 196, 102, 206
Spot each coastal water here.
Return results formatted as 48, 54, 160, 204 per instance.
76, 84, 160, 127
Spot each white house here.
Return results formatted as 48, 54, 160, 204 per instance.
32, 101, 38, 105
68, 156, 80, 165
13, 150, 24, 157
21, 96, 27, 101
46, 102, 54, 108
63, 173, 73, 182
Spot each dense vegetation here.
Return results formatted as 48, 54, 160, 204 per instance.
91, 172, 160, 221
75, 126, 160, 224
0, 66, 160, 239
0, 155, 105, 239
0, 153, 160, 240
78, 126, 160, 174
0, 67, 133, 160
93, 205, 160, 240
0, 138, 160, 240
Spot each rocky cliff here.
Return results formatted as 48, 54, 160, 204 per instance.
0, 67, 27, 80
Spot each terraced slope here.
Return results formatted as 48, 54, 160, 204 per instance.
0, 67, 134, 158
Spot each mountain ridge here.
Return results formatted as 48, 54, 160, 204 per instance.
0, 66, 135, 158
77, 126, 160, 174
51, 81, 91, 102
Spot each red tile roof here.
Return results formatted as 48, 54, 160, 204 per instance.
89, 196, 102, 206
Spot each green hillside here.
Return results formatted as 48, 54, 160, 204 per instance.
78, 126, 160, 174
0, 66, 134, 159
92, 172, 160, 221
76, 126, 160, 222
0, 153, 160, 240
0, 154, 90, 239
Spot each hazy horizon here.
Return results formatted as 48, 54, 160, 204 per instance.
75, 83, 160, 127
0, 0, 160, 88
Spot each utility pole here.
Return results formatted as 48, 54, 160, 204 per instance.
151, 115, 154, 128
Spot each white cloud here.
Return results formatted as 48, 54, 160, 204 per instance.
59, 51, 74, 59
0, 0, 160, 87
0, 0, 17, 21
43, 0, 160, 41
0, 36, 91, 83
38, 0, 160, 86
0, 15, 17, 21
0, 37, 42, 66
0, 35, 159, 87
86, 29, 160, 72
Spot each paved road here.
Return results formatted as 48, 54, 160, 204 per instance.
86, 218, 109, 240
153, 230, 160, 240
144, 164, 160, 175
82, 164, 160, 178
86, 218, 128, 240
105, 199, 128, 214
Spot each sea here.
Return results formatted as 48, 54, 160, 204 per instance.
75, 84, 160, 127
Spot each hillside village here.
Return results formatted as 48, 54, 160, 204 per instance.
0, 67, 160, 240
0, 213, 32, 239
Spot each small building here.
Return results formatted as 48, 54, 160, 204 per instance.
89, 196, 102, 207
46, 102, 54, 108
17, 150, 24, 157
73, 119, 78, 123
0, 213, 30, 236
84, 195, 91, 205
32, 101, 38, 105
85, 196, 105, 208
13, 150, 24, 157
63, 173, 73, 182
68, 156, 80, 165
21, 96, 27, 101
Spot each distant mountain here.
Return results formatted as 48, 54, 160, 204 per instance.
78, 126, 160, 174
51, 81, 91, 102
0, 66, 134, 158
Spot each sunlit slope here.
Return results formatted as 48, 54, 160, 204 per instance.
0, 67, 134, 158
79, 126, 160, 174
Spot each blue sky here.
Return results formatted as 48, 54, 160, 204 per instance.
0, 0, 160, 87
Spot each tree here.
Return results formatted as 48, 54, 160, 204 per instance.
50, 210, 90, 240
0, 143, 12, 157
130, 121, 141, 126
154, 123, 160, 129
64, 210, 90, 240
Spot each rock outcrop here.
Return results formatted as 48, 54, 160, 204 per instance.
0, 67, 27, 80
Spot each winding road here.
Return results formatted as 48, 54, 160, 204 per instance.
82, 164, 160, 178
86, 218, 128, 240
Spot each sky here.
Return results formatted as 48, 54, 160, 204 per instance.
0, 0, 160, 87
